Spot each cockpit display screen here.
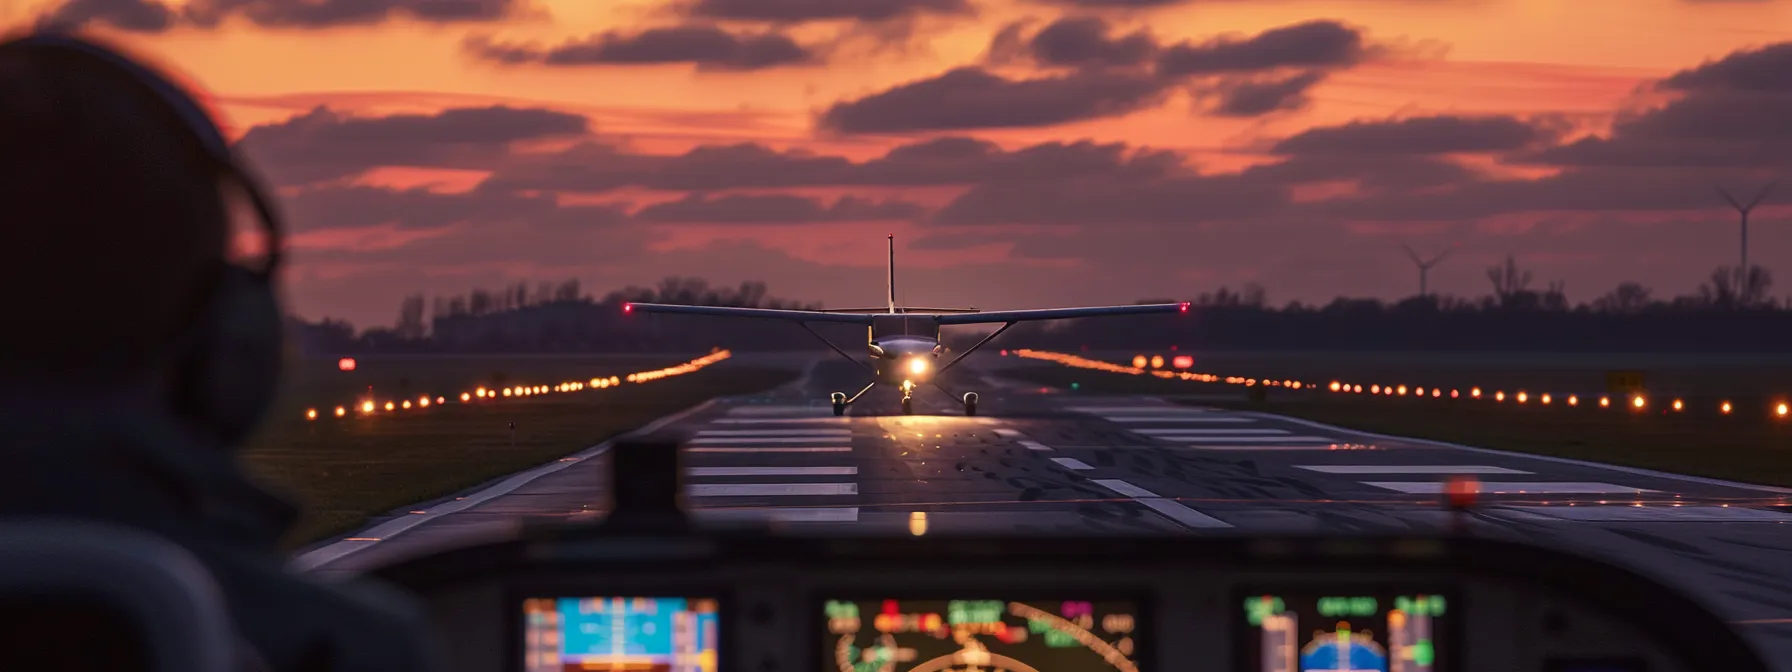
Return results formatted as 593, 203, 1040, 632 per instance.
1238, 590, 1450, 672
522, 597, 718, 672
824, 599, 1140, 672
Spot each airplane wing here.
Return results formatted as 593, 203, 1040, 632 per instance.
931, 302, 1188, 325
623, 302, 875, 325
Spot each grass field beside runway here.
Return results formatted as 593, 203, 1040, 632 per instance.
243, 355, 799, 547
1005, 363, 1792, 490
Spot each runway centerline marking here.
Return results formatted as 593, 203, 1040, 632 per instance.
1051, 457, 1094, 470
1092, 479, 1233, 529
1018, 440, 1053, 452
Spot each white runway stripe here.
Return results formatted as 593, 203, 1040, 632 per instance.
1051, 457, 1093, 470
1019, 440, 1053, 452
1104, 416, 1253, 423
726, 406, 833, 416
993, 428, 1022, 438
1136, 428, 1288, 436
712, 417, 853, 425
1068, 406, 1203, 413
697, 507, 860, 522
686, 447, 852, 453
690, 483, 858, 497
1176, 445, 1353, 451
1496, 505, 1792, 522
689, 437, 850, 444
689, 466, 857, 477
695, 429, 851, 437
1365, 481, 1655, 494
1297, 465, 1531, 475
1092, 479, 1232, 528
1181, 436, 1336, 443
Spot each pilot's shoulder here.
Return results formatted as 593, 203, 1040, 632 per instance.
203, 550, 445, 672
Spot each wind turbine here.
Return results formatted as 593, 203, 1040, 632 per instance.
1402, 244, 1453, 298
1717, 182, 1775, 271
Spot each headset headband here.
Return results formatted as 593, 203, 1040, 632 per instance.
1, 32, 285, 277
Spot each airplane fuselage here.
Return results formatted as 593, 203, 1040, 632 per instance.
868, 335, 942, 385
868, 315, 943, 385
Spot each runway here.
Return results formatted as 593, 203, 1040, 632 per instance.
296, 356, 1792, 667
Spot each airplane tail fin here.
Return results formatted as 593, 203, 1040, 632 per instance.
887, 234, 898, 314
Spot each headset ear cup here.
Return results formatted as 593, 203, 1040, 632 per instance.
189, 267, 285, 445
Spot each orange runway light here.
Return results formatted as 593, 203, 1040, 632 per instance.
306, 409, 317, 420
419, 397, 430, 408
1568, 395, 1579, 406
1599, 396, 1611, 408
1443, 475, 1480, 510
1150, 355, 1165, 369
1777, 402, 1788, 417
1132, 355, 1147, 368
1722, 401, 1733, 414
1397, 385, 1408, 396
401, 400, 411, 409
335, 406, 346, 417
1432, 389, 1442, 398
338, 357, 356, 371
1632, 395, 1646, 410
385, 402, 396, 411
1471, 388, 1482, 398
1330, 381, 1342, 392
1495, 391, 1505, 402
1450, 389, 1459, 398
1172, 355, 1193, 369
1541, 394, 1551, 405
461, 393, 472, 402
1516, 391, 1528, 403
1672, 399, 1684, 412
1372, 385, 1381, 394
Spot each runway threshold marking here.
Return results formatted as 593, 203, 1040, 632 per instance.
690, 483, 858, 497
1092, 479, 1233, 529
686, 446, 852, 453
689, 466, 858, 477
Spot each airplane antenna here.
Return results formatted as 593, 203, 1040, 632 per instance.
1717, 182, 1775, 271
1401, 243, 1455, 298
887, 234, 898, 314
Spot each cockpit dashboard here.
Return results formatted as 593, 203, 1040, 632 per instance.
371, 529, 1769, 672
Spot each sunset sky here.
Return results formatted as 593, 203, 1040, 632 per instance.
6, 0, 1792, 329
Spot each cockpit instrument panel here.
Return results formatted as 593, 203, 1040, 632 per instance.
522, 596, 719, 672
1237, 589, 1451, 672
825, 599, 1140, 672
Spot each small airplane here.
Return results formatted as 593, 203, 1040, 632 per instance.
623, 236, 1188, 416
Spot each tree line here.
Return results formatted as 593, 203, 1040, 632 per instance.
288, 257, 1792, 355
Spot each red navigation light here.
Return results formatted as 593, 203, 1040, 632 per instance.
882, 600, 900, 616
622, 303, 633, 314
1000, 349, 1009, 356
1443, 475, 1479, 510
1178, 302, 1190, 313
337, 357, 356, 372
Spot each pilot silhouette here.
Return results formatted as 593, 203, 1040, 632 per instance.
0, 31, 443, 672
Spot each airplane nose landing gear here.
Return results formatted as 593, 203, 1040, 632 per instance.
830, 392, 847, 417
900, 380, 916, 415
963, 392, 979, 417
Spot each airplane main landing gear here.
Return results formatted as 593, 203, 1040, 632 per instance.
963, 392, 979, 417
830, 392, 847, 417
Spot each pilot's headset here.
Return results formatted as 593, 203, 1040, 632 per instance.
0, 33, 286, 446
